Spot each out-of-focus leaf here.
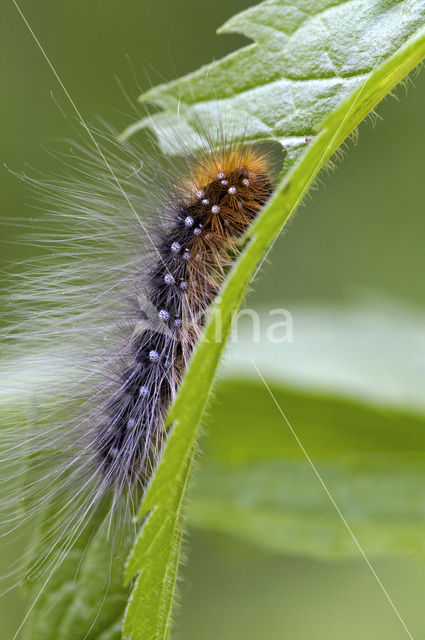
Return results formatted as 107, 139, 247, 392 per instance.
190, 382, 425, 557
187, 304, 425, 557
23, 512, 131, 640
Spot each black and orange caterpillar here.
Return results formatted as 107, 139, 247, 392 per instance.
95, 146, 273, 488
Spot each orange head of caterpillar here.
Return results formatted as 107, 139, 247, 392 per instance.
183, 146, 274, 238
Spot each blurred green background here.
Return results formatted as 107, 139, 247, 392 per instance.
1, 1, 425, 639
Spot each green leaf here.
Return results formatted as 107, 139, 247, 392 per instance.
188, 303, 425, 557
122, 2, 425, 639
189, 382, 425, 557
190, 456, 425, 558
221, 302, 425, 415
23, 508, 131, 640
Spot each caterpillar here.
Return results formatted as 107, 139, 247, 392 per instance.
1, 124, 276, 596
96, 144, 273, 490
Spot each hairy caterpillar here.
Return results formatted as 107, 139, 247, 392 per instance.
0, 121, 276, 614
96, 145, 273, 488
